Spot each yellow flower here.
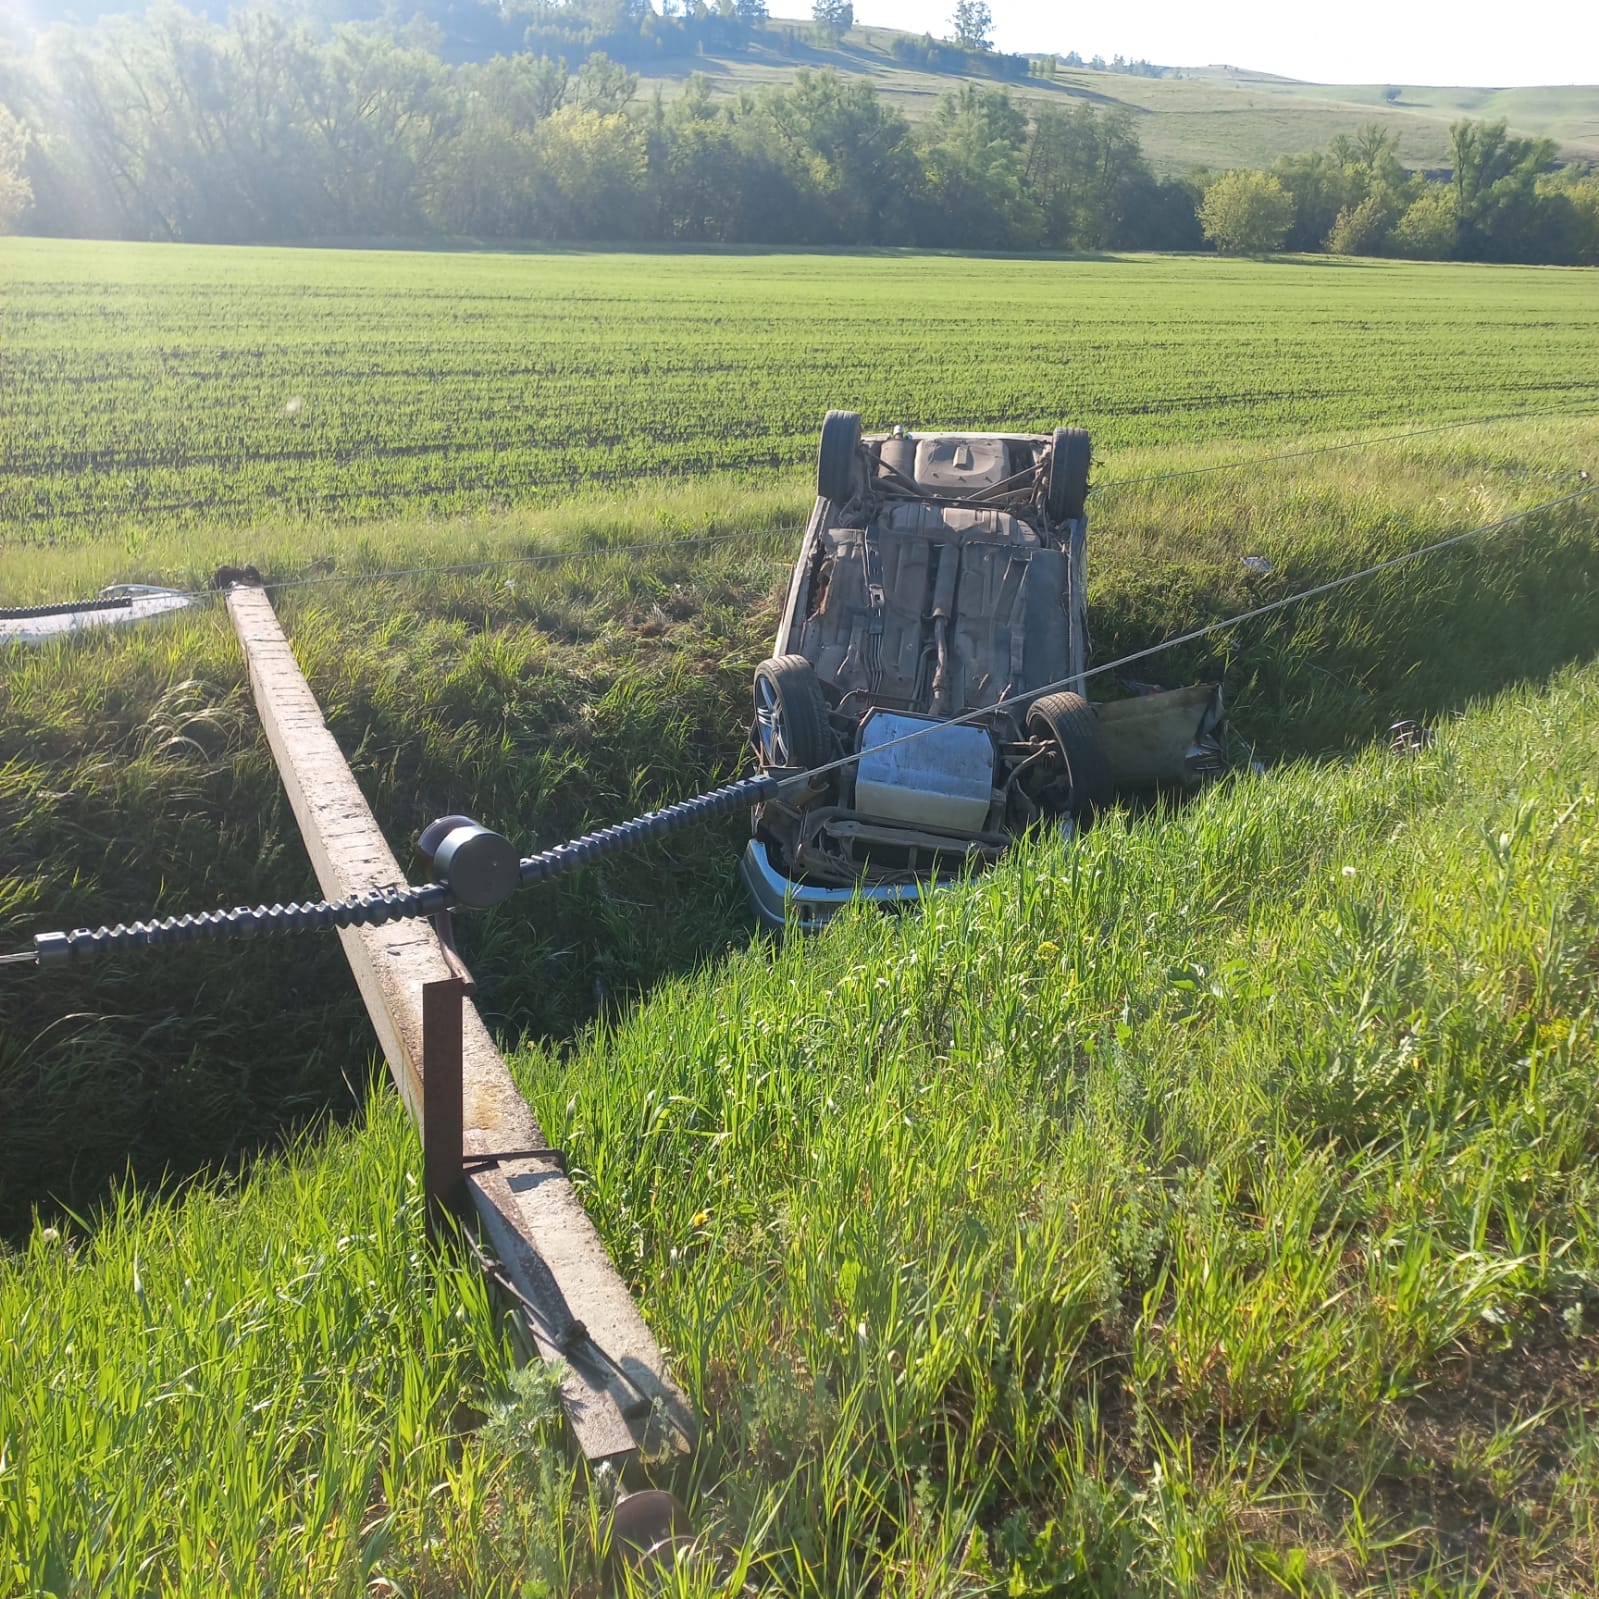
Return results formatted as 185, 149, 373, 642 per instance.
691, 1210, 710, 1228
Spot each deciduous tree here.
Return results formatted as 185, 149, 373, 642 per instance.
1325, 192, 1388, 255
0, 105, 34, 233
1390, 185, 1457, 259
1199, 169, 1293, 254
918, 83, 1039, 248
1272, 150, 1347, 252
1449, 117, 1559, 260
810, 0, 853, 46
949, 0, 992, 50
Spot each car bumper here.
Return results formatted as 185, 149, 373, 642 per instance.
738, 838, 925, 933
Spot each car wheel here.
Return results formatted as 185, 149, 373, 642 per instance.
1027, 690, 1113, 817
817, 410, 861, 504
1045, 427, 1091, 524
754, 655, 832, 770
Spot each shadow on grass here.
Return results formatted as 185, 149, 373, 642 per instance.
1086, 497, 1599, 765
4, 494, 1595, 1239
287, 237, 1151, 265
1265, 253, 1392, 268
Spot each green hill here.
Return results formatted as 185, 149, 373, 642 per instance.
637, 24, 1599, 174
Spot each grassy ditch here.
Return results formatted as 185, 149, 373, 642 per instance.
4, 644, 1598, 1594
2, 420, 1597, 1232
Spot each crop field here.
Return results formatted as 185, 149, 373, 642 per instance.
3, 241, 1599, 1595
4, 239, 1599, 550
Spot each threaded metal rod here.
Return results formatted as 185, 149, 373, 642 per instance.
28, 772, 782, 967
35, 882, 453, 965
519, 773, 778, 885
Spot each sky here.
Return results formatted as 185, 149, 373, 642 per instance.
842, 0, 1598, 87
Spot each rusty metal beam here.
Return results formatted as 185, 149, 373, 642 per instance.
223, 578, 694, 1467
421, 974, 466, 1217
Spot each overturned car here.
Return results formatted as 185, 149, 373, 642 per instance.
741, 411, 1225, 931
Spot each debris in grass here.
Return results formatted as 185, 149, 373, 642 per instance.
1390, 719, 1435, 755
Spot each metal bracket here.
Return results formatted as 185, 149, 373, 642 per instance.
422, 974, 466, 1218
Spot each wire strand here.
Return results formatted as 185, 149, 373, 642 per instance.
1094, 401, 1599, 492
780, 478, 1599, 792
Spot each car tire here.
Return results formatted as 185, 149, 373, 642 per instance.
754, 655, 832, 770
1027, 690, 1113, 817
817, 410, 861, 504
1046, 427, 1091, 524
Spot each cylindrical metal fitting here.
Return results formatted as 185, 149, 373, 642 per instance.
432, 824, 520, 909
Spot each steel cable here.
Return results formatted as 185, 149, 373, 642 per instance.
20, 776, 779, 966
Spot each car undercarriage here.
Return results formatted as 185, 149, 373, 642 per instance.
740, 412, 1224, 928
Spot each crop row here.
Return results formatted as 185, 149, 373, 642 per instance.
3, 240, 1599, 541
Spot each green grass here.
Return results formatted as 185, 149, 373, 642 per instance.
0, 484, 800, 1231
4, 640, 1598, 1595
634, 29, 1599, 174
519, 653, 1599, 1594
4, 242, 1599, 545
4, 398, 1598, 1230
4, 405, 1597, 1222
4, 242, 1599, 1592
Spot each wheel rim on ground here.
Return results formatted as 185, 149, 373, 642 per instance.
755, 674, 794, 765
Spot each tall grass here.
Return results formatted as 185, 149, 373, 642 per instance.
4, 648, 1598, 1594
4, 420, 1596, 1229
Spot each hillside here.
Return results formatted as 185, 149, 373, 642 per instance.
6, 0, 1595, 177
639, 24, 1599, 174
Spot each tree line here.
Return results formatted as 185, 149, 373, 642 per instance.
1254, 122, 1599, 263
0, 4, 1593, 265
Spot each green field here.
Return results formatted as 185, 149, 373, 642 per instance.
635, 30, 1599, 175
4, 240, 1599, 550
1234, 77, 1599, 155
4, 242, 1599, 1595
